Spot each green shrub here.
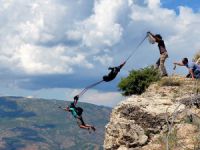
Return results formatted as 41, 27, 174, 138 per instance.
118, 66, 160, 96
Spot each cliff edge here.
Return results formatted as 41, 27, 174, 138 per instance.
104, 76, 200, 150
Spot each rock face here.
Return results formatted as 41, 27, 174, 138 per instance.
104, 77, 200, 150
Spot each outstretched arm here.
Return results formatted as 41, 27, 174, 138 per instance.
147, 32, 160, 42
173, 62, 185, 66
58, 106, 70, 112
119, 61, 126, 69
108, 67, 114, 70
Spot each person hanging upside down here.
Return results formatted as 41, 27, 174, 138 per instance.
174, 58, 200, 79
103, 61, 126, 82
59, 102, 96, 132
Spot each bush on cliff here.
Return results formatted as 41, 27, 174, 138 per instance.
118, 66, 160, 95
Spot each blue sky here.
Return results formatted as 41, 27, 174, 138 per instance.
162, 0, 200, 13
0, 0, 200, 107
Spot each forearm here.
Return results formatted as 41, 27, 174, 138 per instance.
62, 107, 70, 112
147, 32, 160, 42
173, 62, 184, 66
147, 31, 154, 37
108, 67, 114, 70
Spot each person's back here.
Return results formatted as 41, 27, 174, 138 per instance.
185, 62, 200, 71
157, 39, 167, 54
103, 62, 125, 82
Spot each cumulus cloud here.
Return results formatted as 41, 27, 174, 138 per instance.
1, 0, 200, 106
1, 0, 200, 76
67, 0, 131, 49
0, 0, 95, 75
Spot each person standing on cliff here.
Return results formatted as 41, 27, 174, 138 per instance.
147, 31, 168, 77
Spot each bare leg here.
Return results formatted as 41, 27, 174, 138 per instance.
79, 124, 95, 131
79, 125, 90, 130
77, 117, 95, 132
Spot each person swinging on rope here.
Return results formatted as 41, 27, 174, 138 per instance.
147, 31, 168, 77
103, 61, 126, 82
59, 102, 96, 132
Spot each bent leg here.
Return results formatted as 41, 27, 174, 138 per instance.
155, 58, 160, 69
194, 70, 200, 79
159, 53, 168, 76
77, 117, 95, 131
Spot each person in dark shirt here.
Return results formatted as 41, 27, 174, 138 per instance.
147, 32, 168, 77
103, 61, 126, 82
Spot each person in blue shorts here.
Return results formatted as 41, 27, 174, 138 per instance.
174, 58, 200, 79
59, 103, 96, 132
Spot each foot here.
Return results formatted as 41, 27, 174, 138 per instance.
91, 126, 96, 132
88, 127, 92, 134
161, 74, 168, 77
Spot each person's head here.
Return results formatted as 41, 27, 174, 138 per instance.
182, 58, 188, 65
74, 95, 79, 101
70, 102, 75, 108
155, 34, 162, 40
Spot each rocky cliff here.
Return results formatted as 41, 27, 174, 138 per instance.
104, 76, 200, 150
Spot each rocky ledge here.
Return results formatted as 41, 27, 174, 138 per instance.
104, 76, 200, 150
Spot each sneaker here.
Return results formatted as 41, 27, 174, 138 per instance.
91, 126, 96, 132
161, 74, 168, 77
88, 127, 92, 134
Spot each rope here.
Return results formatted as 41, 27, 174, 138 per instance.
77, 80, 104, 97
72, 35, 147, 100
125, 34, 148, 62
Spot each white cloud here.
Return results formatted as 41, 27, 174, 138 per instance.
68, 88, 124, 107
67, 0, 130, 49
1, 0, 200, 76
0, 0, 94, 75
145, 0, 160, 9
1, 0, 200, 106
93, 54, 113, 66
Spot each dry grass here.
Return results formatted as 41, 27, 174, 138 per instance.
159, 78, 181, 87
194, 51, 200, 63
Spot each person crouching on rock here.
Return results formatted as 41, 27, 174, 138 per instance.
174, 57, 200, 79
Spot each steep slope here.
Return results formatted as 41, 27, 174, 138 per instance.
104, 76, 200, 150
0, 96, 111, 150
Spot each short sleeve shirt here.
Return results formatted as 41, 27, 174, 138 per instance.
69, 107, 78, 118
185, 62, 200, 71
158, 40, 167, 54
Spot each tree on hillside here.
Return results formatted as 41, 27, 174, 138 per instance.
118, 66, 160, 96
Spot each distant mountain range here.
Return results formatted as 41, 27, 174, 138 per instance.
0, 96, 111, 150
